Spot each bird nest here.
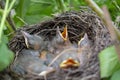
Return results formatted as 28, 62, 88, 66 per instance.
1, 7, 112, 80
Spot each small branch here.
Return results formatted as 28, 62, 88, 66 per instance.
84, 0, 104, 19
84, 0, 120, 59
102, 6, 117, 41
102, 6, 120, 59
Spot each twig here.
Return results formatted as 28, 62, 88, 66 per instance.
84, 0, 120, 59
102, 6, 120, 59
84, 0, 104, 19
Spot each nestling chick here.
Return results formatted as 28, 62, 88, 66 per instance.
11, 49, 54, 75
21, 31, 46, 50
19, 49, 40, 57
77, 33, 91, 66
78, 33, 90, 48
48, 33, 91, 69
48, 25, 72, 54
48, 47, 79, 68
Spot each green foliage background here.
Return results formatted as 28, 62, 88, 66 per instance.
6, 0, 120, 28
0, 0, 120, 80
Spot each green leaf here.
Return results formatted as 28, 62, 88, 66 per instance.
25, 1, 54, 24
14, 0, 54, 26
13, 16, 26, 28
13, 0, 31, 27
0, 35, 14, 71
25, 15, 52, 24
99, 46, 120, 78
15, 0, 31, 19
31, 0, 53, 4
110, 69, 120, 80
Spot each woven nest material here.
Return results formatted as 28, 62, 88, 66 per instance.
1, 7, 112, 80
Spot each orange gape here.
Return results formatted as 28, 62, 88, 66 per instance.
58, 33, 90, 69
61, 25, 72, 47
48, 25, 72, 55
61, 25, 68, 41
60, 57, 80, 68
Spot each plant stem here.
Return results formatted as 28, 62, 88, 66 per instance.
0, 0, 9, 43
84, 0, 104, 18
6, 0, 16, 31
8, 0, 16, 13
0, 0, 16, 43
0, 9, 3, 14
7, 13, 16, 31
0, 0, 16, 32
5, 20, 14, 32
84, 0, 120, 59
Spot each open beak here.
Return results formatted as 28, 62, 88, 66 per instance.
60, 57, 80, 69
57, 25, 68, 42
61, 25, 68, 41
78, 33, 89, 48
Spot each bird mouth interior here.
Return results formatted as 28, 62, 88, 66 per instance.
60, 57, 80, 68
61, 26, 68, 41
